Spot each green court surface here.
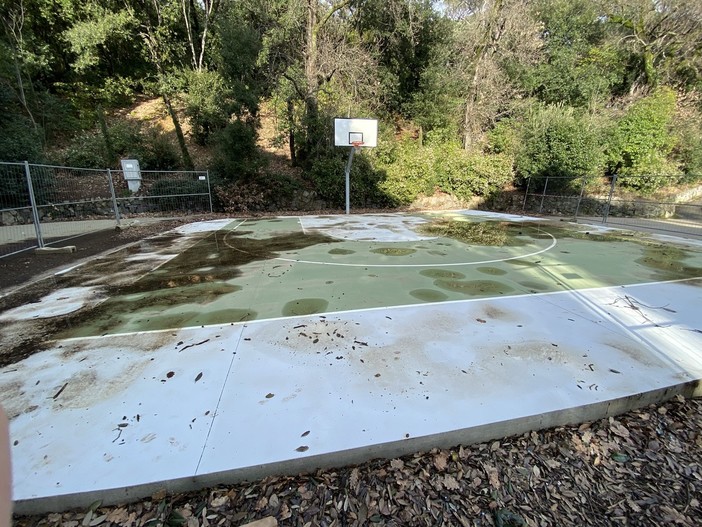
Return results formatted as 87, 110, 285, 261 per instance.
60, 211, 702, 338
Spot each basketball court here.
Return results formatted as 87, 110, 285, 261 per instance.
1, 209, 702, 514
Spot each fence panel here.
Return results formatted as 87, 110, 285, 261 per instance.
1, 163, 213, 260
521, 176, 591, 218
518, 173, 702, 238
604, 174, 702, 237
111, 170, 212, 215
0, 162, 42, 258
27, 164, 119, 247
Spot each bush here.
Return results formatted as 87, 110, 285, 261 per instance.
308, 153, 392, 208
606, 88, 681, 191
138, 130, 181, 170
515, 103, 604, 191
0, 83, 45, 163
184, 70, 233, 145
376, 139, 514, 205
60, 130, 108, 168
675, 118, 702, 183
58, 121, 181, 170
210, 120, 262, 181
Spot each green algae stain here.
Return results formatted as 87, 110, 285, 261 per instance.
410, 289, 449, 302
476, 266, 507, 276
371, 247, 417, 256
420, 269, 466, 280
434, 279, 514, 296
282, 298, 330, 317
328, 248, 356, 255
635, 244, 702, 280
418, 220, 530, 246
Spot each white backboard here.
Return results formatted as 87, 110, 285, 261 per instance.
334, 118, 378, 147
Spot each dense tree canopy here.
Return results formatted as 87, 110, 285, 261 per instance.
1, 0, 702, 201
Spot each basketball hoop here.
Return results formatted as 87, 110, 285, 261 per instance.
351, 141, 364, 152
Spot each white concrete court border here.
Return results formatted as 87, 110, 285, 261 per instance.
6, 281, 702, 514
3, 211, 702, 514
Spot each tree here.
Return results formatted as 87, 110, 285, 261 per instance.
442, 0, 544, 150
352, 0, 446, 115
525, 0, 628, 107
606, 87, 680, 187
605, 0, 702, 92
515, 102, 605, 188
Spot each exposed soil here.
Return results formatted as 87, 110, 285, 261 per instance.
13, 395, 702, 526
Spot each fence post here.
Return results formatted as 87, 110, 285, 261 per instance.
603, 174, 618, 223
574, 176, 586, 220
106, 168, 121, 226
538, 176, 549, 214
24, 161, 44, 249
206, 170, 213, 213
522, 177, 531, 211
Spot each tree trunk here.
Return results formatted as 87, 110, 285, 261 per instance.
163, 94, 195, 170
303, 0, 320, 159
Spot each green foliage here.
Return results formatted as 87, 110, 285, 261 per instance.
353, 0, 448, 116
214, 14, 263, 115
607, 88, 681, 191
59, 130, 107, 168
376, 139, 514, 205
210, 120, 262, 181
0, 164, 55, 208
513, 102, 604, 191
58, 121, 180, 169
64, 7, 135, 74
674, 119, 702, 182
183, 70, 233, 145
526, 0, 628, 106
308, 153, 391, 208
0, 116, 44, 162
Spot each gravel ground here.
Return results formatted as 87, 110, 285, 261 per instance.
5, 212, 702, 526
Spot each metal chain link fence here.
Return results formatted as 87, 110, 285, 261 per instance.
519, 174, 702, 238
0, 162, 212, 258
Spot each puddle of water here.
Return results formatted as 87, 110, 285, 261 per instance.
370, 248, 417, 256
282, 298, 330, 317
409, 289, 449, 302
434, 279, 515, 296
328, 248, 356, 255
420, 269, 466, 280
